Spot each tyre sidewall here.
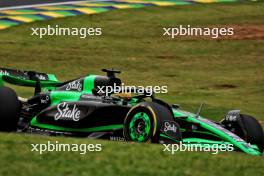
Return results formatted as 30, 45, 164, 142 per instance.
0, 87, 20, 131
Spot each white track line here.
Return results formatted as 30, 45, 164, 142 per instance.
0, 0, 110, 11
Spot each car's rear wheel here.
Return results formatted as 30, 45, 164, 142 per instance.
123, 102, 177, 143
0, 87, 20, 131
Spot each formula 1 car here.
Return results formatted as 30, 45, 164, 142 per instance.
0, 68, 263, 155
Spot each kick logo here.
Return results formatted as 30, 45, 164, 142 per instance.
66, 80, 82, 91
55, 102, 81, 121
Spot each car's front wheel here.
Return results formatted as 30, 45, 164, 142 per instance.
123, 102, 181, 143
222, 114, 264, 152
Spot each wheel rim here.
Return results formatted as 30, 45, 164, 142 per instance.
129, 112, 151, 142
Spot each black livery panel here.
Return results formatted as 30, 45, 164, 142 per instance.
36, 101, 130, 128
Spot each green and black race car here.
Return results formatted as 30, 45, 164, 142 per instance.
0, 68, 263, 155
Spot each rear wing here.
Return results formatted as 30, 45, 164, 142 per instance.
0, 68, 60, 87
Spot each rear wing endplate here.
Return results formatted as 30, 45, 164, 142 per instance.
0, 68, 60, 87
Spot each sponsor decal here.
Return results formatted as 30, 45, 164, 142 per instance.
81, 94, 93, 99
41, 95, 50, 104
191, 124, 198, 130
163, 121, 177, 133
225, 110, 240, 122
66, 80, 82, 91
55, 102, 81, 121
161, 121, 181, 141
0, 70, 10, 76
110, 136, 125, 141
225, 115, 237, 121
36, 74, 47, 80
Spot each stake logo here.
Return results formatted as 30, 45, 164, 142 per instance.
55, 102, 81, 121
163, 121, 177, 133
66, 81, 82, 91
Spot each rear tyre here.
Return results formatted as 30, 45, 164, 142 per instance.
123, 102, 175, 143
0, 87, 20, 131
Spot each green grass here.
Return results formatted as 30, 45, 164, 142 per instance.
0, 1, 264, 175
1, 133, 264, 176
1, 2, 263, 120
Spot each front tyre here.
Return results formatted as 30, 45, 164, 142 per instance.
240, 114, 264, 152
123, 102, 178, 143
222, 113, 264, 152
0, 87, 20, 131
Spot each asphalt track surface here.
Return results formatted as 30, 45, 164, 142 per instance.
0, 0, 89, 8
